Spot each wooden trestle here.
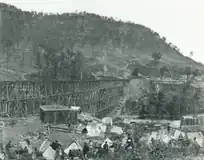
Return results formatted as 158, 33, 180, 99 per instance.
0, 79, 128, 117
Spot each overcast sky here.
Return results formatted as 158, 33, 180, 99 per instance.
2, 0, 204, 63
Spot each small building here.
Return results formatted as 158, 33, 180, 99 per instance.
39, 105, 78, 125
180, 115, 204, 131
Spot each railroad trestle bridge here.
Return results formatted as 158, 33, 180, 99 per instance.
0, 78, 185, 118
0, 79, 128, 118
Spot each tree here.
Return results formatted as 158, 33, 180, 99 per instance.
161, 36, 166, 42
138, 65, 202, 119
152, 52, 162, 63
41, 46, 84, 80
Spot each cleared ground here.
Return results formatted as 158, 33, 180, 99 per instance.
2, 115, 94, 149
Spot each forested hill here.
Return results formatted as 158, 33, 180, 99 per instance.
0, 3, 203, 80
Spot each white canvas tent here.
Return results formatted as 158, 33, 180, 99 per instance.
96, 123, 107, 133
110, 126, 123, 135
0, 152, 5, 160
86, 122, 105, 137
19, 140, 33, 154
102, 117, 113, 126
187, 132, 204, 147
39, 139, 51, 153
172, 130, 185, 139
76, 124, 86, 134
64, 141, 82, 155
121, 136, 128, 146
147, 131, 159, 144
169, 120, 180, 129
43, 146, 56, 160
162, 134, 172, 144
101, 138, 113, 148
19, 141, 27, 149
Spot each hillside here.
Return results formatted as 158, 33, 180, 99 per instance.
0, 3, 204, 80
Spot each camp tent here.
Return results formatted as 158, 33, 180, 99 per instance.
121, 136, 128, 146
19, 140, 33, 154
64, 141, 82, 155
147, 131, 159, 144
187, 132, 204, 147
96, 123, 107, 133
0, 152, 5, 160
102, 117, 113, 126
39, 139, 51, 153
86, 123, 103, 137
162, 134, 172, 144
76, 124, 87, 134
19, 141, 27, 149
172, 130, 185, 139
101, 138, 113, 148
43, 146, 56, 160
169, 120, 181, 129
110, 126, 123, 135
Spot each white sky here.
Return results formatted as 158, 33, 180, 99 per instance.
1, 0, 204, 63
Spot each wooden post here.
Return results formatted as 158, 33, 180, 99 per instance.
54, 112, 57, 124
32, 99, 35, 115
6, 84, 9, 114
0, 8, 3, 54
25, 101, 27, 117
45, 83, 47, 104
51, 82, 53, 96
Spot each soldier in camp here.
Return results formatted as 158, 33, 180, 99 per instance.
69, 149, 74, 160
59, 147, 65, 160
83, 142, 89, 158
103, 141, 109, 154
96, 144, 103, 158
193, 137, 200, 155
125, 133, 134, 150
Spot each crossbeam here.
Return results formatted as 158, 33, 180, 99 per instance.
0, 79, 128, 117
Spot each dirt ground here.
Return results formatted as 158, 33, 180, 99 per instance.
2, 115, 94, 149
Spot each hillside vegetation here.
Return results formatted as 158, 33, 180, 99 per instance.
0, 3, 203, 80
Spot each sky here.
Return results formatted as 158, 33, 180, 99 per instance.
1, 0, 204, 63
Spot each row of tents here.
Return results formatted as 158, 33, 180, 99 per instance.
140, 129, 204, 147
76, 117, 123, 137
39, 137, 116, 160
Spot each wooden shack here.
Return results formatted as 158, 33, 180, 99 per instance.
39, 105, 78, 125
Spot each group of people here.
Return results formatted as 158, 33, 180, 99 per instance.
68, 134, 136, 160
0, 132, 139, 160
3, 121, 203, 160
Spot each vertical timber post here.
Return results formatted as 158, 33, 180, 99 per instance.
57, 82, 60, 104
45, 82, 47, 104
6, 83, 9, 115
24, 83, 28, 117
32, 83, 35, 115
0, 8, 3, 54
